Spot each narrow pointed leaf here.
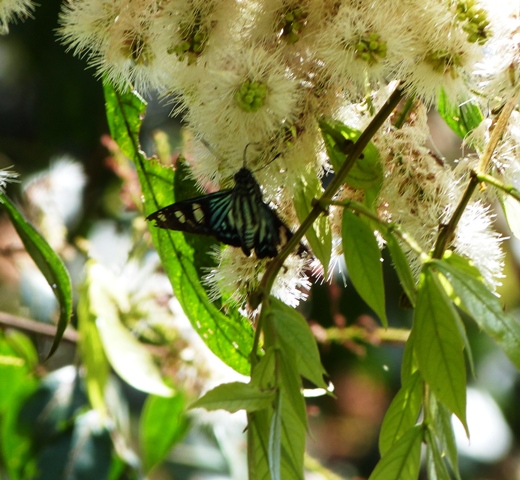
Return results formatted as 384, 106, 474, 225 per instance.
103, 82, 253, 375
342, 210, 388, 326
369, 425, 423, 480
268, 392, 282, 480
270, 297, 327, 389
0, 192, 72, 359
190, 382, 275, 413
140, 392, 188, 473
379, 372, 423, 455
384, 232, 417, 307
425, 429, 452, 480
433, 257, 520, 370
413, 267, 467, 430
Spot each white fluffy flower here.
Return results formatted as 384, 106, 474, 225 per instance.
0, 0, 34, 34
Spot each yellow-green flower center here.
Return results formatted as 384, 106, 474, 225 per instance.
456, 0, 490, 44
354, 32, 387, 65
235, 80, 268, 112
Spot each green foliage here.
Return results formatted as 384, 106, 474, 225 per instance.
413, 267, 467, 430
319, 119, 383, 206
103, 82, 254, 375
342, 209, 388, 326
369, 425, 423, 480
293, 171, 332, 274
140, 392, 189, 473
0, 192, 72, 359
437, 89, 484, 140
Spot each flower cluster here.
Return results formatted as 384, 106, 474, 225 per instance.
59, 0, 520, 306
0, 0, 34, 34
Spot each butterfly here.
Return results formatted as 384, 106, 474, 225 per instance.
147, 167, 295, 258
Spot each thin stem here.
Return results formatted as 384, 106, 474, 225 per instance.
477, 172, 520, 202
254, 83, 404, 305
0, 311, 79, 343
320, 326, 410, 345
393, 96, 415, 129
323, 199, 427, 259
432, 172, 479, 259
477, 95, 519, 173
432, 94, 519, 259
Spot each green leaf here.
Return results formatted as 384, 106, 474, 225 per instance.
501, 194, 520, 240
434, 256, 520, 370
293, 172, 332, 274
103, 82, 254, 375
413, 267, 467, 430
190, 382, 275, 413
401, 330, 417, 386
87, 262, 173, 397
270, 297, 327, 389
279, 391, 305, 480
277, 340, 307, 431
77, 280, 110, 414
251, 347, 276, 390
429, 395, 460, 480
437, 89, 484, 140
319, 120, 383, 192
140, 392, 188, 473
425, 428, 452, 480
384, 232, 417, 307
379, 372, 423, 456
269, 392, 282, 480
247, 410, 272, 480
369, 425, 423, 480
0, 192, 72, 359
342, 210, 388, 326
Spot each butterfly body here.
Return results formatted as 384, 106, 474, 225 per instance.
147, 167, 293, 258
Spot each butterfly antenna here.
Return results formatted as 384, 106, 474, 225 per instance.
242, 142, 261, 168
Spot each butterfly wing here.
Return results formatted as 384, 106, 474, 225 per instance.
147, 190, 243, 248
253, 203, 294, 258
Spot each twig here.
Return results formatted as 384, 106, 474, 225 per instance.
0, 311, 79, 343
432, 94, 519, 259
318, 326, 410, 345
254, 83, 404, 307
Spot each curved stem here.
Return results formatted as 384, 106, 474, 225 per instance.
432, 94, 518, 259
253, 83, 404, 305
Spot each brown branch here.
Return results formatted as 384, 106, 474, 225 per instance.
0, 311, 79, 343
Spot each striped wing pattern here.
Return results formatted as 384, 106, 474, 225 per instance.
147, 167, 293, 258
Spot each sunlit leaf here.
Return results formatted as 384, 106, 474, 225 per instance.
369, 425, 423, 480
342, 210, 388, 326
103, 82, 254, 375
437, 89, 484, 140
0, 192, 72, 359
413, 267, 467, 430
190, 382, 275, 413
